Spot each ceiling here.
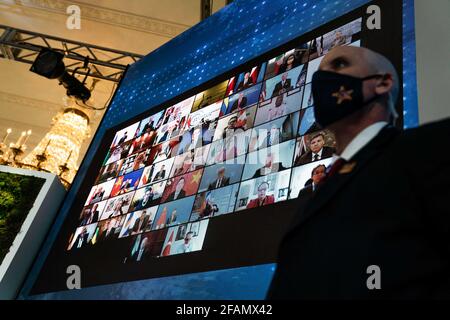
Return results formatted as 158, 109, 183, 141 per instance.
0, 0, 227, 166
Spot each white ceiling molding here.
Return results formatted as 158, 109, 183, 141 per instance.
0, 91, 63, 113
2, 0, 190, 38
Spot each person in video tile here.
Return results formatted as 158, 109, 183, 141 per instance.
230, 92, 248, 113
252, 152, 287, 179
221, 115, 245, 140
133, 186, 154, 211
271, 73, 293, 98
295, 132, 336, 166
196, 192, 219, 219
79, 207, 92, 226
129, 131, 156, 154
79, 203, 101, 226
174, 231, 194, 254
96, 160, 122, 184
268, 95, 286, 121
207, 166, 230, 190
90, 186, 105, 204
236, 71, 255, 91
171, 150, 195, 177
97, 217, 123, 242
278, 53, 302, 73
165, 177, 187, 202
298, 164, 327, 199
166, 209, 178, 227
246, 182, 275, 208
153, 164, 167, 182
73, 226, 89, 248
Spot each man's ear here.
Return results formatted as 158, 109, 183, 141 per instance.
374, 73, 394, 95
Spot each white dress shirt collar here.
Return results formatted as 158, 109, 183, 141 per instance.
334, 121, 389, 162
312, 148, 323, 160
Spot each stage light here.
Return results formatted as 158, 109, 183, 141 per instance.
30, 48, 91, 102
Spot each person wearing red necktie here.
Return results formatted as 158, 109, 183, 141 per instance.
269, 46, 450, 299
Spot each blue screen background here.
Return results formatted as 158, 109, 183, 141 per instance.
21, 0, 418, 299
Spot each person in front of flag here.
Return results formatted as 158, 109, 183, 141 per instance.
268, 45, 450, 299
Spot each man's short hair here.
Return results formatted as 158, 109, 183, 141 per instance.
311, 164, 327, 177
258, 181, 270, 190
310, 132, 325, 142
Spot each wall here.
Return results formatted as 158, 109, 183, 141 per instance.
414, 0, 450, 124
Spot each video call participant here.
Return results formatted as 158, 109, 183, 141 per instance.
88, 203, 100, 224
166, 209, 178, 227
268, 46, 450, 299
98, 164, 118, 183
89, 186, 105, 204
79, 207, 92, 226
208, 167, 230, 190
295, 132, 336, 166
175, 231, 194, 254
140, 210, 153, 232
252, 152, 286, 178
237, 71, 255, 91
221, 115, 245, 139
74, 227, 90, 249
97, 220, 113, 242
153, 164, 167, 182
297, 164, 327, 199
230, 92, 248, 113
133, 235, 148, 261
268, 95, 286, 121
260, 125, 281, 148
188, 127, 203, 150
155, 124, 175, 144
198, 193, 219, 219
120, 217, 135, 238
134, 186, 154, 210
271, 72, 293, 98
166, 177, 187, 202
140, 119, 156, 135
246, 182, 274, 208
131, 213, 146, 236
278, 53, 300, 73
173, 151, 194, 177
117, 132, 128, 146
107, 199, 125, 219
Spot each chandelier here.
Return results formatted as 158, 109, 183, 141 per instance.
20, 98, 91, 187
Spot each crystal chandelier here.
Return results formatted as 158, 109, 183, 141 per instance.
21, 97, 91, 187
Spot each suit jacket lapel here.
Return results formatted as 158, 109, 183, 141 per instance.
285, 126, 400, 238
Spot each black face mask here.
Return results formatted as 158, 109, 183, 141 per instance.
311, 70, 385, 127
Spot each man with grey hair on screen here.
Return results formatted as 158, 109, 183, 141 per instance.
268, 46, 450, 299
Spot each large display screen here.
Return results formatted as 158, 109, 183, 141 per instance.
30, 1, 403, 295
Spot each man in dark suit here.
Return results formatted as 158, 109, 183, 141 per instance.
134, 186, 154, 210
152, 164, 166, 182
117, 132, 128, 145
252, 152, 287, 179
230, 92, 248, 113
295, 132, 336, 166
268, 46, 450, 299
74, 227, 89, 248
236, 72, 254, 91
296, 164, 327, 200
208, 167, 230, 190
88, 203, 100, 224
271, 72, 292, 98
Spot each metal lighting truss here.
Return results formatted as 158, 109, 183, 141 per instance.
0, 24, 144, 82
